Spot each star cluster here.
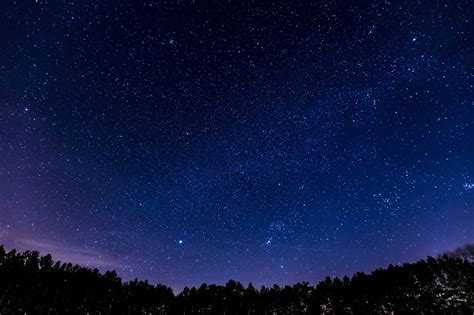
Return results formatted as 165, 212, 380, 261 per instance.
0, 0, 473, 291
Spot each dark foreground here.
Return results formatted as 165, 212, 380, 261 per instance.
0, 245, 473, 314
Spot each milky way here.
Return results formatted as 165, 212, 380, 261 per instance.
1, 1, 473, 291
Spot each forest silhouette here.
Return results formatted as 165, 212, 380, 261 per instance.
0, 244, 473, 314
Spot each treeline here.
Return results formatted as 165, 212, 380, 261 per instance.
0, 245, 473, 314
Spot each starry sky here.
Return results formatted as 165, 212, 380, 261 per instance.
0, 0, 473, 292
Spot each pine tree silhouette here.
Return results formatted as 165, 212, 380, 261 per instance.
0, 244, 473, 314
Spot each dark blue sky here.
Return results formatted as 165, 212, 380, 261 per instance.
1, 0, 473, 292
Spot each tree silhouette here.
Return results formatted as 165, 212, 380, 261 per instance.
0, 244, 473, 314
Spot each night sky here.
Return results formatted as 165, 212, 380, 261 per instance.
1, 0, 473, 292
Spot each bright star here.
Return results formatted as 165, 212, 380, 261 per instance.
265, 237, 272, 245
464, 183, 474, 190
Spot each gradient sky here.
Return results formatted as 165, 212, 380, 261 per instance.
1, 0, 473, 292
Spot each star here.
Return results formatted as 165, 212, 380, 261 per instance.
464, 183, 474, 191
265, 237, 272, 246
1, 0, 471, 292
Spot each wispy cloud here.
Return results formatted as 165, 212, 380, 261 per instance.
0, 232, 122, 269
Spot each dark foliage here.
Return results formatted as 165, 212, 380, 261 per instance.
441, 244, 474, 263
0, 245, 473, 314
